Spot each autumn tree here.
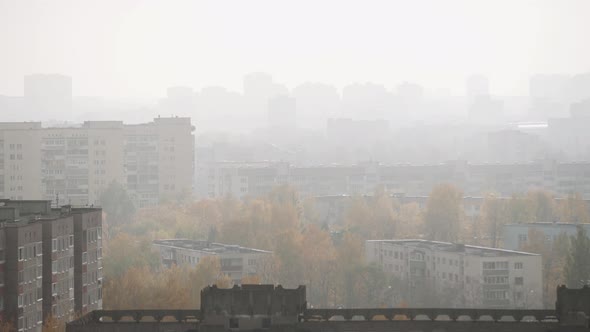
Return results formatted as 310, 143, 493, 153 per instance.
102, 233, 160, 279
104, 257, 227, 309
370, 187, 398, 239
424, 184, 464, 242
558, 193, 590, 223
0, 320, 14, 332
527, 190, 557, 223
344, 188, 397, 240
521, 229, 568, 307
301, 224, 337, 307
506, 193, 533, 224
42, 314, 65, 332
100, 181, 135, 227
565, 226, 590, 287
395, 202, 423, 239
273, 229, 305, 288
336, 232, 366, 307
480, 193, 508, 247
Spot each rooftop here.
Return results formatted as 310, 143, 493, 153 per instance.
367, 239, 539, 257
504, 222, 590, 227
0, 199, 101, 224
153, 238, 272, 255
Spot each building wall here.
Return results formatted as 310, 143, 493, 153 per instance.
0, 118, 194, 208
4, 222, 43, 332
73, 210, 103, 314
0, 202, 102, 330
502, 223, 590, 251
0, 125, 43, 201
195, 161, 590, 201
154, 242, 270, 284
365, 240, 543, 309
42, 216, 74, 321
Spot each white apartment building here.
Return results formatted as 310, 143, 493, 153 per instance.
366, 239, 543, 309
0, 117, 194, 208
152, 239, 272, 284
194, 160, 590, 200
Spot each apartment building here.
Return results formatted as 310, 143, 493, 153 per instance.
153, 239, 272, 284
0, 200, 102, 331
195, 160, 590, 200
195, 161, 286, 200
503, 222, 590, 251
1, 206, 43, 331
0, 117, 194, 208
72, 207, 102, 314
366, 239, 543, 309
125, 117, 195, 207
41, 208, 74, 321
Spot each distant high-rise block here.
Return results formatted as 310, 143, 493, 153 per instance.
24, 74, 73, 119
466, 74, 489, 99
0, 117, 195, 208
267, 95, 296, 129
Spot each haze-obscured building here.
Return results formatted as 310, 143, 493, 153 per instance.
502, 222, 590, 251
152, 239, 272, 284
24, 74, 73, 120
195, 160, 590, 200
0, 117, 195, 208
366, 239, 543, 309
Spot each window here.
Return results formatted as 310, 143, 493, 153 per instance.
18, 247, 24, 261
515, 277, 524, 285
515, 262, 523, 269
18, 294, 23, 307
82, 252, 88, 264
69, 235, 74, 247
52, 239, 57, 252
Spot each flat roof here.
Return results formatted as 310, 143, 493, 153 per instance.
367, 239, 539, 257
153, 239, 272, 255
504, 222, 590, 227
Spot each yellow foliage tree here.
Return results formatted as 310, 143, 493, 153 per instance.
424, 184, 464, 242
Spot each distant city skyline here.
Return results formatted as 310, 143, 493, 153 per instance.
1, 0, 590, 98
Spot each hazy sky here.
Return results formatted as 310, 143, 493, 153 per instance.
1, 0, 589, 98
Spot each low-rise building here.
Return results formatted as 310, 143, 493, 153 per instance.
366, 239, 543, 309
503, 222, 590, 251
153, 239, 272, 284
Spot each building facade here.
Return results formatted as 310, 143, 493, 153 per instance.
502, 222, 590, 251
153, 239, 272, 284
366, 239, 543, 309
0, 117, 194, 208
0, 200, 102, 331
195, 160, 590, 200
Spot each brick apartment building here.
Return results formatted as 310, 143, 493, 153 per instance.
0, 200, 102, 331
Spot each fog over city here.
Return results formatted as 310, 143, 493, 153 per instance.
2, 1, 590, 332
